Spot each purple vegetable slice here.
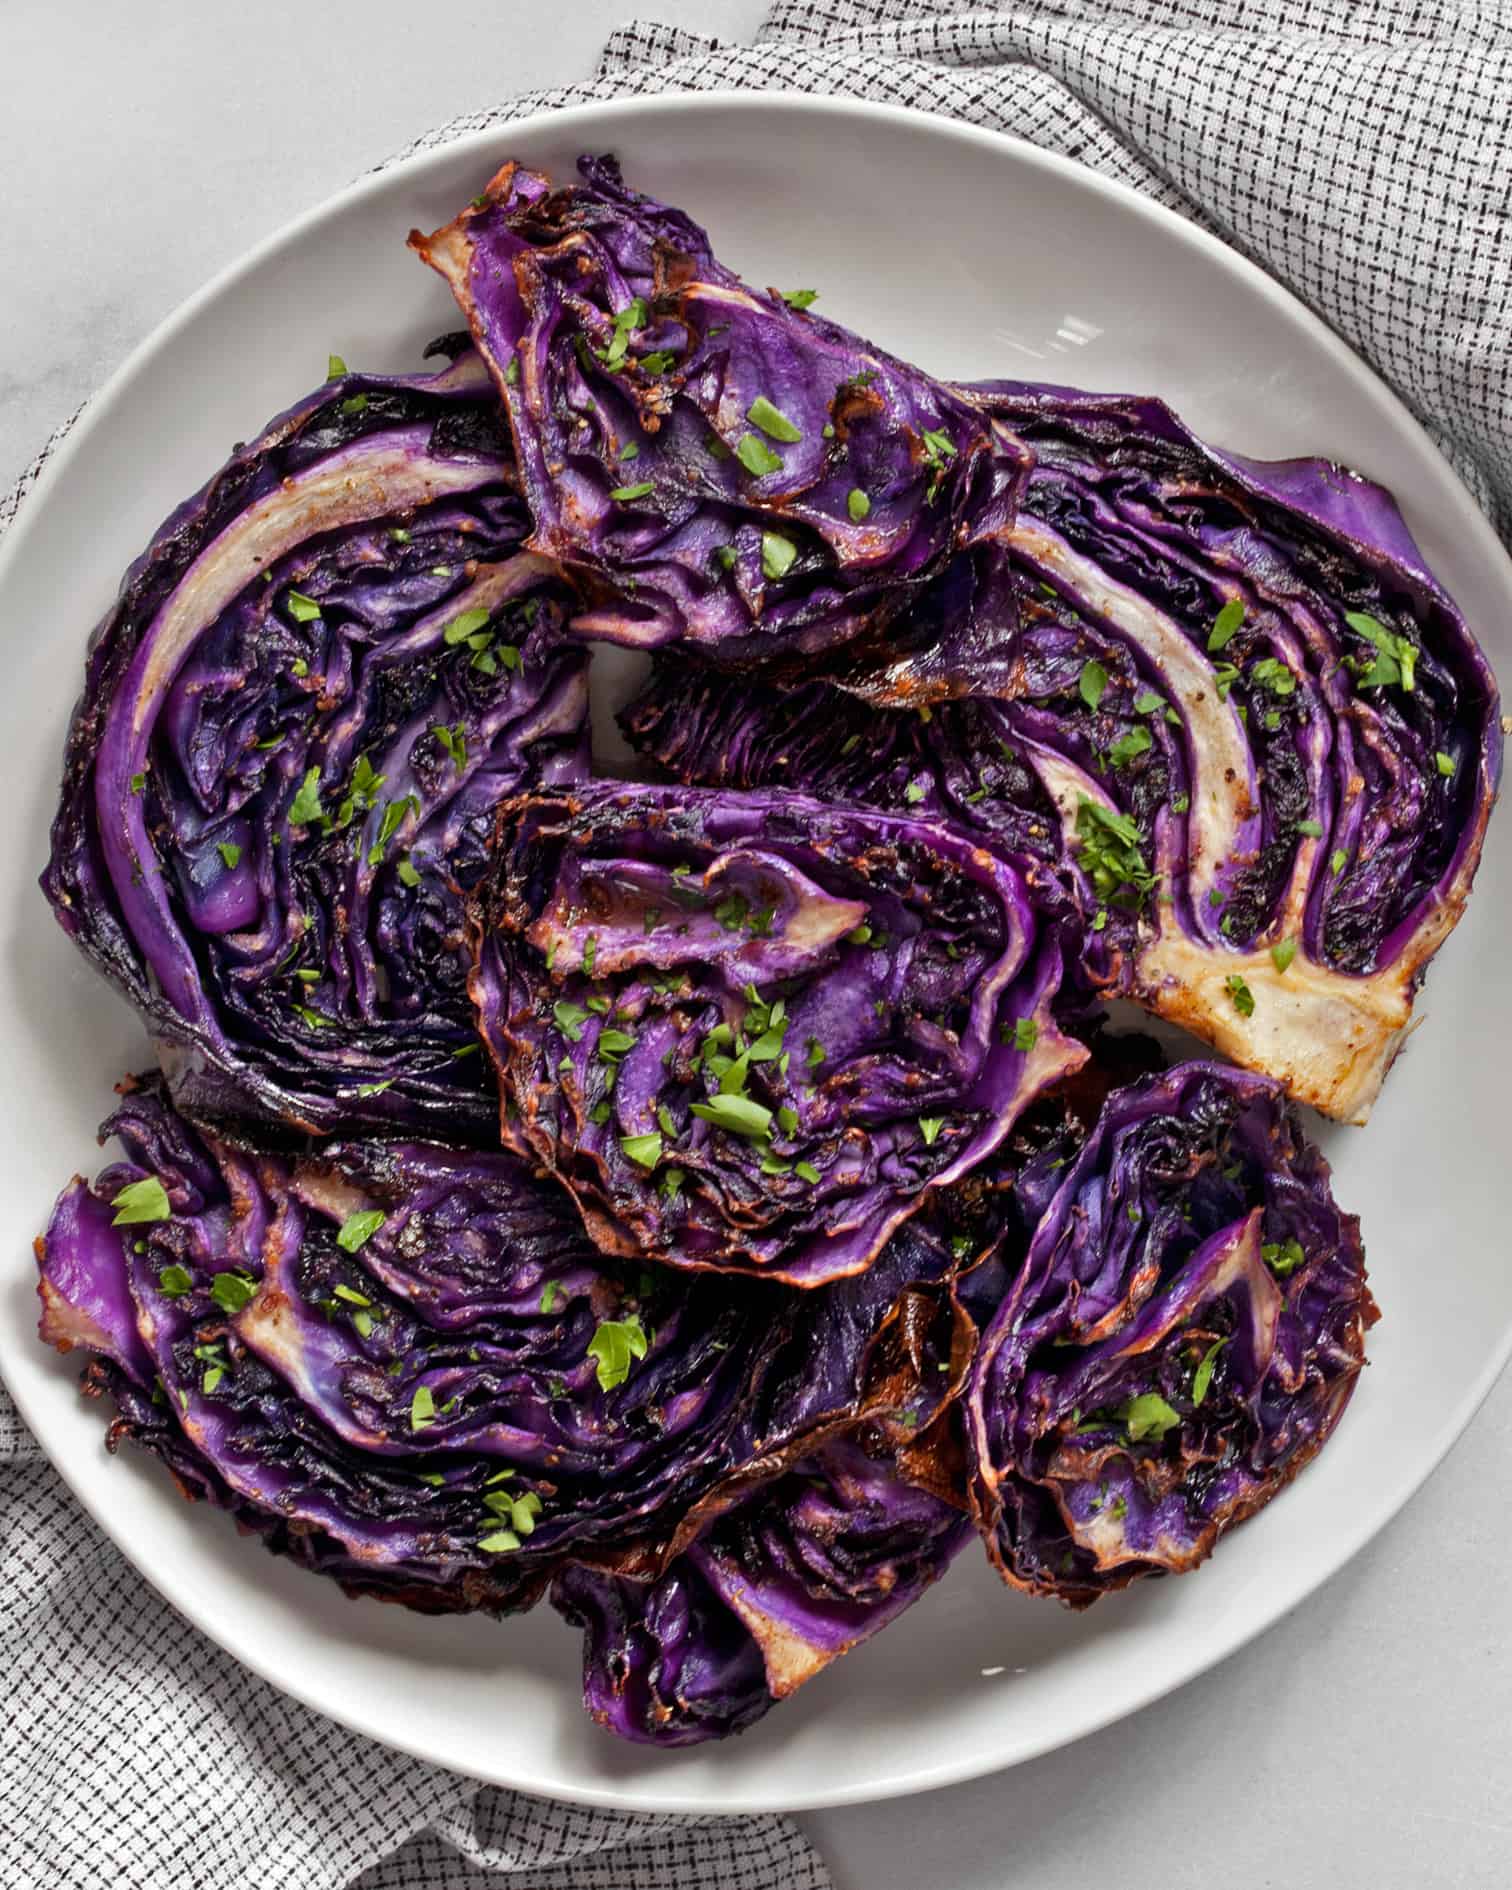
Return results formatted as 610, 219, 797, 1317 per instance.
410, 154, 1004, 660
625, 381, 1502, 1122
553, 1434, 969, 1746
36, 1080, 964, 1607
470, 781, 1088, 1284
41, 349, 590, 1138
963, 1061, 1377, 1606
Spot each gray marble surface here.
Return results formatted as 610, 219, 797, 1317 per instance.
4, 5, 1508, 1885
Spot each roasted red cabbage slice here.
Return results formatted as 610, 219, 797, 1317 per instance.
410, 154, 1004, 660
553, 1436, 969, 1746
37, 1082, 961, 1606
41, 350, 589, 1138
977, 382, 1502, 1121
963, 1062, 1376, 1606
470, 782, 1088, 1284
625, 378, 1502, 1122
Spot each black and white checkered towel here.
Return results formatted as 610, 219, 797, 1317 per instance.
4, 4, 1506, 1885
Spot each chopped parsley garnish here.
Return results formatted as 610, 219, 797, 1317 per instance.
794, 1160, 821, 1184
434, 722, 467, 770
130, 772, 147, 794
1250, 656, 1296, 697
919, 426, 957, 498
355, 1078, 394, 1097
157, 1264, 192, 1297
209, 1271, 256, 1316
581, 935, 597, 977
217, 842, 242, 870
598, 1028, 637, 1062
444, 606, 491, 646
903, 781, 926, 804
540, 1280, 562, 1315
1172, 793, 1190, 814
587, 1313, 649, 1392
1119, 1391, 1182, 1442
781, 288, 819, 309
288, 767, 324, 828
609, 481, 655, 503
1262, 1235, 1307, 1277
761, 531, 798, 580
1191, 1336, 1229, 1408
1330, 849, 1348, 876
1107, 724, 1152, 769
918, 1116, 945, 1147
285, 590, 322, 623
553, 1000, 589, 1042
690, 1095, 773, 1140
1345, 609, 1416, 692
1436, 751, 1456, 776
1079, 660, 1108, 711
110, 1177, 170, 1227
620, 1132, 663, 1169
395, 858, 421, 888
1296, 818, 1323, 838
327, 354, 347, 379
1133, 689, 1165, 714
1271, 936, 1298, 974
1073, 798, 1157, 910
746, 396, 801, 442
1225, 973, 1255, 1018
333, 1210, 385, 1255
1207, 598, 1244, 652
1012, 1017, 1039, 1052
847, 488, 871, 522
736, 434, 783, 478
409, 1385, 435, 1431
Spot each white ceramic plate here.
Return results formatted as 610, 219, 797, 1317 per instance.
1, 93, 1507, 1814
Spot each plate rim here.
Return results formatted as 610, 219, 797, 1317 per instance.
2, 86, 1509, 1814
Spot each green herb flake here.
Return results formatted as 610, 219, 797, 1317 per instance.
781, 288, 819, 309
1225, 973, 1256, 1018
1079, 660, 1108, 711
1330, 849, 1349, 876
587, 1313, 649, 1393
202, 1365, 225, 1394
918, 1115, 945, 1147
1262, 1235, 1307, 1278
620, 1132, 663, 1170
216, 842, 242, 871
904, 781, 926, 805
326, 353, 347, 379
209, 1271, 256, 1316
1118, 1391, 1182, 1442
396, 857, 421, 889
690, 1095, 773, 1140
847, 488, 871, 523
288, 767, 324, 828
444, 607, 491, 646
111, 1177, 171, 1227
794, 1160, 822, 1185
1207, 598, 1244, 652
736, 434, 783, 478
1172, 793, 1190, 814
609, 481, 655, 502
1107, 724, 1153, 769
157, 1264, 193, 1298
285, 590, 322, 623
747, 395, 802, 443
1134, 689, 1165, 715
554, 1000, 589, 1042
1345, 609, 1417, 693
1436, 751, 1456, 777
1191, 1336, 1230, 1408
130, 772, 147, 794
409, 1385, 436, 1431
1073, 797, 1157, 912
761, 531, 798, 581
1012, 1017, 1039, 1053
340, 393, 368, 417
336, 1209, 386, 1254
1271, 936, 1299, 974
355, 1078, 394, 1098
